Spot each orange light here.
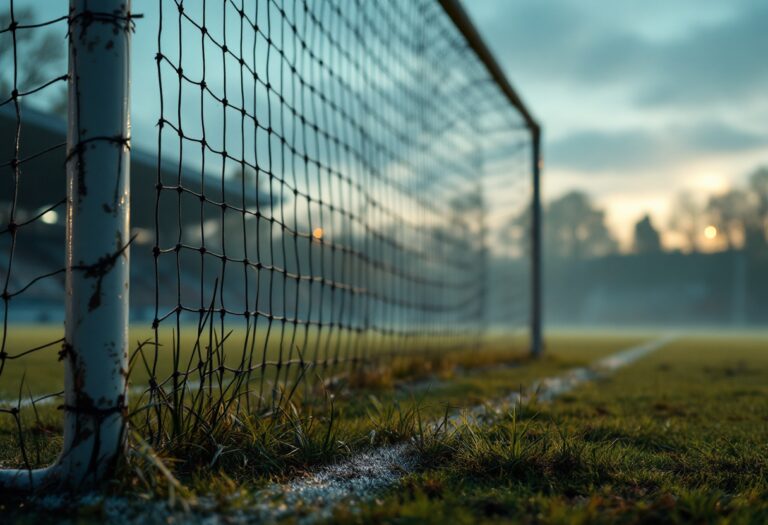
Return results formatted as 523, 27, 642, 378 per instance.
312, 227, 324, 240
704, 225, 717, 240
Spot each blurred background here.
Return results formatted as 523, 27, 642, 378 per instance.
467, 0, 768, 328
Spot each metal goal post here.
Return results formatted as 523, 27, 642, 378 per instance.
0, 0, 131, 491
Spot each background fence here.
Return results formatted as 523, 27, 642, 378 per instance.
0, 0, 540, 489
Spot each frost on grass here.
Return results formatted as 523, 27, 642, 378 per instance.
24, 444, 416, 524
250, 443, 417, 523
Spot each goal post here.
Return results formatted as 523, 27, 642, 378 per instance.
438, 0, 543, 357
531, 128, 543, 358
0, 0, 131, 491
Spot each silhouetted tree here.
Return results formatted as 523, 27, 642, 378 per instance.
668, 191, 704, 252
633, 214, 662, 254
707, 190, 755, 250
502, 190, 618, 260
748, 167, 768, 249
545, 191, 617, 259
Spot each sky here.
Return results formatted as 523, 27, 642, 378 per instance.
464, 0, 768, 250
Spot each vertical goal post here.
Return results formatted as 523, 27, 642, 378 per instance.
0, 0, 132, 490
531, 128, 543, 358
437, 0, 543, 357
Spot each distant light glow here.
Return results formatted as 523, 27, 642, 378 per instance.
695, 173, 729, 193
312, 227, 324, 240
704, 225, 718, 239
41, 210, 59, 225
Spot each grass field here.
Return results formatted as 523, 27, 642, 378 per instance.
1, 331, 767, 524
331, 335, 768, 524
0, 325, 531, 399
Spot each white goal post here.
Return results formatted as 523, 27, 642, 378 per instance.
0, 0, 131, 491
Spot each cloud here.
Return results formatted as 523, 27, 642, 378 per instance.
684, 124, 766, 152
468, 0, 768, 108
634, 3, 768, 107
549, 122, 767, 172
469, 1, 593, 80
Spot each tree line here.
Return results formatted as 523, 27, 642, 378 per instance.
506, 166, 768, 259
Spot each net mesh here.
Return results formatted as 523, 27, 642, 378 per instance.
145, 0, 533, 424
0, 0, 68, 468
0, 0, 535, 460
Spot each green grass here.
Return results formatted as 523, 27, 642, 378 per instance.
1, 332, 766, 524
0, 329, 620, 468
0, 325, 531, 398
332, 335, 768, 524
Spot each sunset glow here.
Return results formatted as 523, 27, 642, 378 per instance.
694, 172, 730, 194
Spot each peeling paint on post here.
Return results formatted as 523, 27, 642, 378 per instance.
0, 0, 131, 491
62, 0, 132, 488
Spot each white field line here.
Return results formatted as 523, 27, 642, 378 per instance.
529, 334, 675, 402
28, 336, 673, 525
244, 335, 675, 523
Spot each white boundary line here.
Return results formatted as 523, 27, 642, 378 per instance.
248, 336, 675, 523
